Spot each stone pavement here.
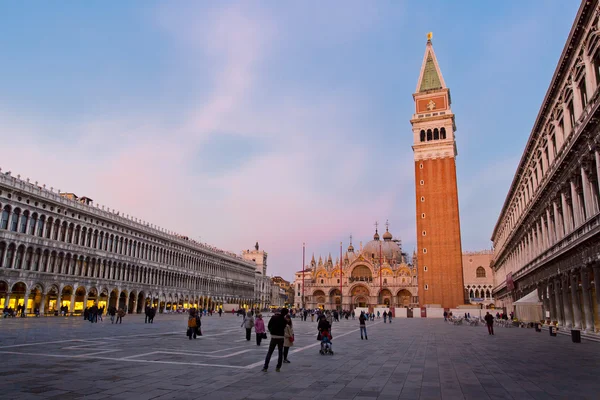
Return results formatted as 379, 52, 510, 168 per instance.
0, 313, 598, 400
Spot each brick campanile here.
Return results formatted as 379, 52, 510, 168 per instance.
411, 34, 465, 308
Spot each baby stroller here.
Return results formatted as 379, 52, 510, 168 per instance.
319, 330, 334, 355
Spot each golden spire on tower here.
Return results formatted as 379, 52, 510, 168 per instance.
427, 32, 433, 41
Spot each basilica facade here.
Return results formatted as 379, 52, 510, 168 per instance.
293, 225, 418, 310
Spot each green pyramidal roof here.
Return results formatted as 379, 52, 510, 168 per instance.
419, 53, 442, 92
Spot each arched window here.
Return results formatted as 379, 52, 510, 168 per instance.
29, 213, 38, 235
37, 216, 44, 237
426, 129, 432, 141
440, 127, 446, 139
476, 267, 486, 278
1, 207, 10, 230
45, 217, 53, 238
433, 128, 439, 140
19, 211, 29, 233
60, 222, 67, 242
420, 130, 425, 142
474, 289, 480, 298
485, 289, 491, 298
10, 209, 20, 232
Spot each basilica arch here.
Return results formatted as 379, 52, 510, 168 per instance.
313, 290, 326, 309
397, 289, 411, 306
351, 284, 370, 308
350, 265, 373, 283
379, 288, 393, 306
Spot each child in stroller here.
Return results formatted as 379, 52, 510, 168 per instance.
319, 329, 333, 355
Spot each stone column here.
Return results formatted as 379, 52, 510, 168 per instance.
39, 293, 46, 316
570, 271, 583, 329
554, 277, 564, 325
593, 264, 600, 331
546, 209, 555, 245
562, 273, 573, 328
553, 201, 564, 240
542, 283, 551, 321
570, 180, 582, 227
548, 281, 557, 322
69, 293, 76, 314
580, 267, 594, 332
561, 192, 572, 233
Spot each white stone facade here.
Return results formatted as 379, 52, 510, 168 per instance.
491, 1, 600, 332
0, 171, 256, 315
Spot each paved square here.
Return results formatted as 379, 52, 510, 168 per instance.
0, 314, 598, 399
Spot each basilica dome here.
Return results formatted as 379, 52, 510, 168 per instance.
361, 228, 402, 262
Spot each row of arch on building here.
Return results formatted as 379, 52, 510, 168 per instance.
0, 203, 252, 279
0, 241, 253, 298
466, 284, 493, 300
419, 127, 447, 142
309, 285, 416, 309
0, 280, 254, 315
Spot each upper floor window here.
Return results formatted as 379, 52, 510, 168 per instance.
420, 130, 425, 142
440, 127, 446, 139
579, 77, 588, 108
1, 207, 10, 230
476, 267, 486, 278
567, 101, 575, 129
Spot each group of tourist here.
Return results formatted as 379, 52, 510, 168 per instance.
83, 305, 105, 322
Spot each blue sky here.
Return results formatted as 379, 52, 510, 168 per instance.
0, 1, 579, 278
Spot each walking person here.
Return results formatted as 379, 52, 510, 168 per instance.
351, 310, 355, 320
242, 311, 255, 341
283, 315, 294, 363
97, 306, 104, 322
108, 305, 116, 324
383, 310, 387, 323
255, 313, 266, 346
116, 308, 125, 324
359, 311, 368, 340
484, 312, 494, 335
148, 307, 156, 323
388, 311, 392, 324
262, 308, 288, 372
187, 309, 198, 340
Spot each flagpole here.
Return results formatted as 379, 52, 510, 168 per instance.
379, 240, 382, 305
340, 241, 343, 311
302, 243, 305, 309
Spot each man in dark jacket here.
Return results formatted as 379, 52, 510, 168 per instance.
262, 308, 288, 372
484, 312, 494, 335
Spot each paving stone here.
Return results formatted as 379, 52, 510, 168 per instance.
1, 314, 600, 399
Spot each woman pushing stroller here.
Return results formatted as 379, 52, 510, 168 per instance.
317, 314, 333, 355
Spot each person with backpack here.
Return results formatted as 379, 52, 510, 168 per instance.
359, 311, 368, 340
242, 311, 255, 341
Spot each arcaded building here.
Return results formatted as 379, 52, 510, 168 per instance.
411, 34, 465, 308
492, 0, 600, 332
0, 171, 256, 315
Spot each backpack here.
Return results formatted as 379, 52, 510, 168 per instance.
188, 317, 197, 328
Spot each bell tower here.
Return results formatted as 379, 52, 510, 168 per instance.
411, 33, 465, 308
